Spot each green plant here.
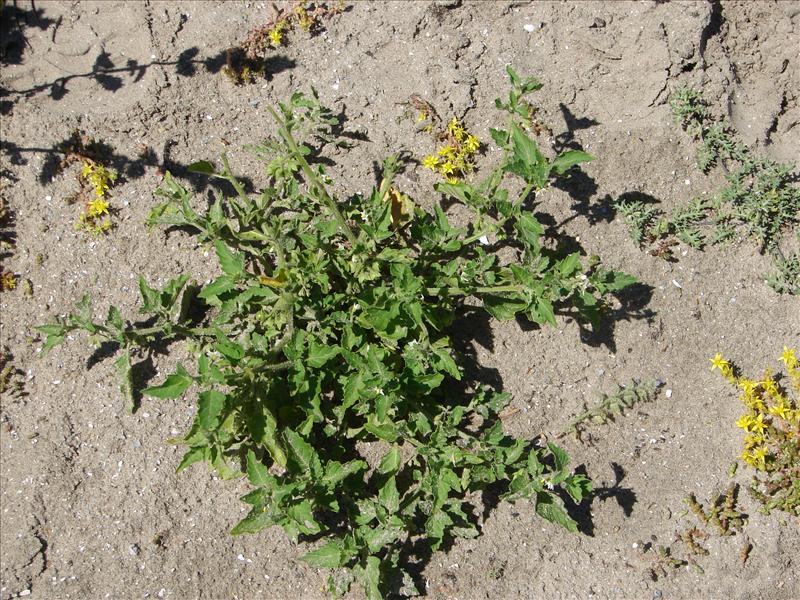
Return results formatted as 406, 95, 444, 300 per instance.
494, 66, 545, 132
559, 379, 663, 442
640, 544, 687, 581
618, 87, 799, 288
765, 250, 800, 295
39, 75, 634, 598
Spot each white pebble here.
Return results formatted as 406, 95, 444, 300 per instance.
523, 23, 536, 32
665, 389, 672, 398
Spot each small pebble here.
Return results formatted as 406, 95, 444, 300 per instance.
523, 23, 536, 32
665, 389, 672, 398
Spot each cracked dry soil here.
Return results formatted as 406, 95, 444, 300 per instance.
1, 1, 799, 599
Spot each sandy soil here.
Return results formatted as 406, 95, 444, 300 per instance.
1, 1, 799, 599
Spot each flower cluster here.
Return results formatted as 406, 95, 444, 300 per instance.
712, 348, 799, 471
423, 117, 481, 183
77, 161, 116, 235
81, 162, 117, 198
263, 2, 343, 48
267, 20, 289, 46
0, 270, 16, 292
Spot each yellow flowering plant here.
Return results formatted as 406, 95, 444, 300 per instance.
54, 131, 119, 235
0, 270, 17, 291
713, 347, 800, 515
76, 161, 117, 235
422, 117, 482, 183
225, 1, 344, 85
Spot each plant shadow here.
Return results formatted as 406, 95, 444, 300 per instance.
0, 0, 54, 66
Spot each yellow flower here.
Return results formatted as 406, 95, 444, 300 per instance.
748, 445, 769, 470
735, 414, 753, 430
768, 402, 791, 420
761, 378, 779, 397
720, 363, 735, 381
437, 145, 456, 159
268, 26, 284, 46
464, 134, 481, 153
710, 353, 729, 372
745, 395, 766, 413
447, 117, 465, 139
779, 346, 798, 369
740, 450, 756, 467
748, 412, 767, 434
422, 155, 439, 170
738, 378, 757, 395
87, 198, 110, 217
743, 433, 765, 448
439, 161, 456, 176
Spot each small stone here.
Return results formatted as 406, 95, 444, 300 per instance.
523, 23, 536, 32
665, 389, 672, 399
129, 543, 140, 556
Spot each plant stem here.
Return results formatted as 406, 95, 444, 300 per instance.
426, 284, 524, 296
220, 154, 288, 268
266, 106, 358, 245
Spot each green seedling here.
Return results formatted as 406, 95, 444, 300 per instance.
617, 87, 799, 291
560, 379, 663, 442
